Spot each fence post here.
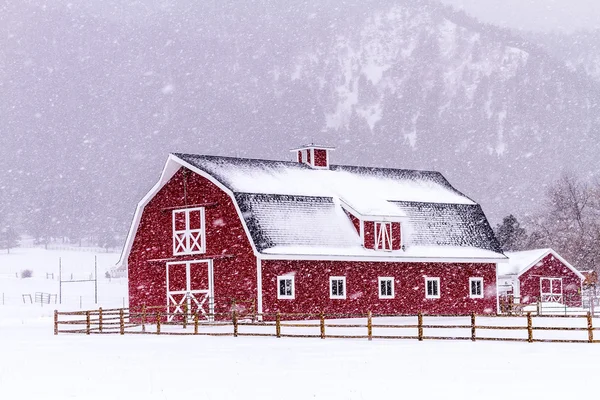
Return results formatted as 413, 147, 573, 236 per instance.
417, 312, 423, 341
156, 312, 161, 335
587, 311, 594, 343
98, 307, 103, 333
194, 312, 199, 335
527, 312, 533, 343
276, 312, 281, 338
183, 303, 188, 329
233, 309, 238, 337
86, 311, 91, 335
320, 312, 325, 339
54, 310, 58, 335
536, 299, 541, 316
141, 305, 146, 333
367, 311, 373, 341
471, 312, 476, 342
119, 308, 125, 335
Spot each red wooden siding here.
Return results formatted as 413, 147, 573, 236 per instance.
344, 209, 360, 234
127, 168, 257, 318
297, 150, 302, 163
314, 149, 327, 167
519, 254, 582, 307
262, 260, 497, 316
363, 221, 375, 249
392, 222, 401, 250
306, 149, 312, 164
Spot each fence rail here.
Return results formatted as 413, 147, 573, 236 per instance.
54, 308, 600, 344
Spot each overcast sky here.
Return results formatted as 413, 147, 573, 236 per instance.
442, 0, 600, 32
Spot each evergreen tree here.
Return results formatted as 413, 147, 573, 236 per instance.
495, 214, 527, 252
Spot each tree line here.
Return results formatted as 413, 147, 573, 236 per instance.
495, 173, 600, 273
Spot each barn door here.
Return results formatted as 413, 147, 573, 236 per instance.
166, 260, 214, 322
540, 278, 563, 303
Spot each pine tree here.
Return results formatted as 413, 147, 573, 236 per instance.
495, 215, 527, 252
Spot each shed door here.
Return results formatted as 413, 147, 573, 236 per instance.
167, 261, 214, 322
540, 278, 563, 303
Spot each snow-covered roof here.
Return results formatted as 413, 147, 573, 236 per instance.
500, 249, 585, 279
173, 154, 504, 261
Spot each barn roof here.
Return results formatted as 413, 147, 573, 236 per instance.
500, 249, 585, 279
172, 153, 504, 261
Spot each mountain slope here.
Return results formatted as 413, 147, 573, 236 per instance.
1, 0, 600, 241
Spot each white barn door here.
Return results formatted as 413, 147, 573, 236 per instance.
540, 277, 563, 303
166, 260, 214, 322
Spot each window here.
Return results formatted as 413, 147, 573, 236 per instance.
425, 277, 440, 299
277, 276, 295, 299
172, 208, 206, 255
378, 277, 394, 299
375, 222, 392, 251
330, 276, 346, 299
469, 277, 484, 299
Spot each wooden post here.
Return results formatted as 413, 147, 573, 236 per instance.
183, 303, 188, 329
86, 311, 91, 335
471, 312, 476, 342
194, 312, 199, 335
276, 312, 281, 338
141, 305, 146, 333
527, 312, 533, 343
536, 299, 541, 316
98, 307, 103, 333
233, 310, 238, 337
367, 311, 373, 341
587, 311, 594, 343
119, 308, 125, 335
54, 310, 58, 335
156, 312, 161, 335
417, 312, 423, 341
320, 312, 325, 339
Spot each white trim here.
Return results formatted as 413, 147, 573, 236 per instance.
540, 277, 563, 303
339, 200, 406, 222
172, 207, 206, 255
495, 264, 500, 314
256, 257, 263, 318
516, 249, 585, 280
425, 277, 441, 299
378, 277, 395, 299
165, 260, 214, 322
329, 276, 347, 299
469, 277, 484, 299
374, 222, 393, 251
289, 145, 336, 151
277, 275, 295, 299
258, 252, 507, 264
359, 219, 365, 242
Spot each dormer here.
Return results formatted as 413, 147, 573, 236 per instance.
290, 144, 335, 169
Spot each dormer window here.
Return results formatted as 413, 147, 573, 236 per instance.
173, 207, 206, 255
374, 222, 392, 251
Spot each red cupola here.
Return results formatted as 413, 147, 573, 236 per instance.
290, 144, 335, 169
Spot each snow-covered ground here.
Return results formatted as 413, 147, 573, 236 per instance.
2, 248, 600, 399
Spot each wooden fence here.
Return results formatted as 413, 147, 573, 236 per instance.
54, 307, 600, 344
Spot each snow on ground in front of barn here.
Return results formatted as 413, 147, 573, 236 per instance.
1, 247, 600, 399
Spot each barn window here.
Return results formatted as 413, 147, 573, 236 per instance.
425, 277, 440, 299
378, 277, 394, 299
469, 277, 484, 299
277, 276, 295, 300
172, 207, 206, 255
374, 222, 392, 251
330, 276, 346, 299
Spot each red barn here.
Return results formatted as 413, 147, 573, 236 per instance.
498, 249, 584, 307
117, 145, 506, 320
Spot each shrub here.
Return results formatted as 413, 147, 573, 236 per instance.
21, 269, 33, 279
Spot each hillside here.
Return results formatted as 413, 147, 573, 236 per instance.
2, 0, 600, 240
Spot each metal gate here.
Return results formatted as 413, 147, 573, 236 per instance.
166, 260, 214, 322
540, 277, 563, 303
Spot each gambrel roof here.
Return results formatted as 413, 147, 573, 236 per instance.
174, 153, 505, 261
118, 153, 505, 267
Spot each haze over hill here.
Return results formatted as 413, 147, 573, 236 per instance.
1, 0, 600, 244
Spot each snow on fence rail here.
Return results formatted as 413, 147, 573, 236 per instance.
54, 308, 600, 344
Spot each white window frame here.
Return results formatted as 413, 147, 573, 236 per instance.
425, 277, 440, 299
374, 222, 393, 251
469, 277, 484, 299
277, 276, 295, 300
378, 277, 395, 299
329, 276, 346, 299
172, 207, 206, 256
